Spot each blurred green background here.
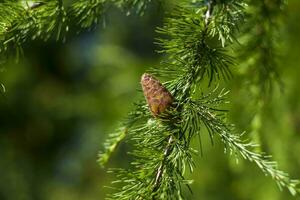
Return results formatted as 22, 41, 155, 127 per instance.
0, 1, 300, 200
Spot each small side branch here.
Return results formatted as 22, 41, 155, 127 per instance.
205, 0, 214, 25
98, 128, 128, 167
219, 129, 300, 196
153, 135, 174, 192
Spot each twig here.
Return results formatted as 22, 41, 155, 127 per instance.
153, 136, 174, 192
28, 2, 45, 10
205, 0, 214, 25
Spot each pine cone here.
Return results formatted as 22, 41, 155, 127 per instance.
141, 73, 174, 117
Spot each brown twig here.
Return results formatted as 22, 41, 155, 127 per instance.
153, 136, 174, 192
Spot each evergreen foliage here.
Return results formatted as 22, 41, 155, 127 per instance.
0, 0, 153, 64
237, 0, 286, 94
98, 0, 300, 199
0, 0, 299, 199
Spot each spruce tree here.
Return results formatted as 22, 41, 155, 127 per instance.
0, 0, 299, 199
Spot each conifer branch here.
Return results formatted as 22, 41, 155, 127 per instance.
70, 0, 108, 30
187, 97, 300, 196
113, 0, 154, 15
0, 0, 68, 62
238, 0, 286, 93
98, 127, 128, 167
101, 0, 300, 199
153, 135, 174, 192
98, 102, 150, 167
0, 0, 154, 65
0, 0, 298, 199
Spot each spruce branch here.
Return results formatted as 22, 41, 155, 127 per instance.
0, 0, 296, 199
105, 71, 300, 198
98, 127, 128, 167
106, 117, 195, 200
0, 0, 154, 65
218, 130, 300, 196
237, 0, 286, 94
114, 0, 154, 15
101, 0, 300, 199
156, 1, 242, 85
0, 0, 68, 62
153, 135, 174, 192
206, 0, 245, 46
70, 0, 108, 30
98, 102, 151, 167
186, 96, 300, 196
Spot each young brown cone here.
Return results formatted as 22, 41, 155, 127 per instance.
141, 73, 173, 117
